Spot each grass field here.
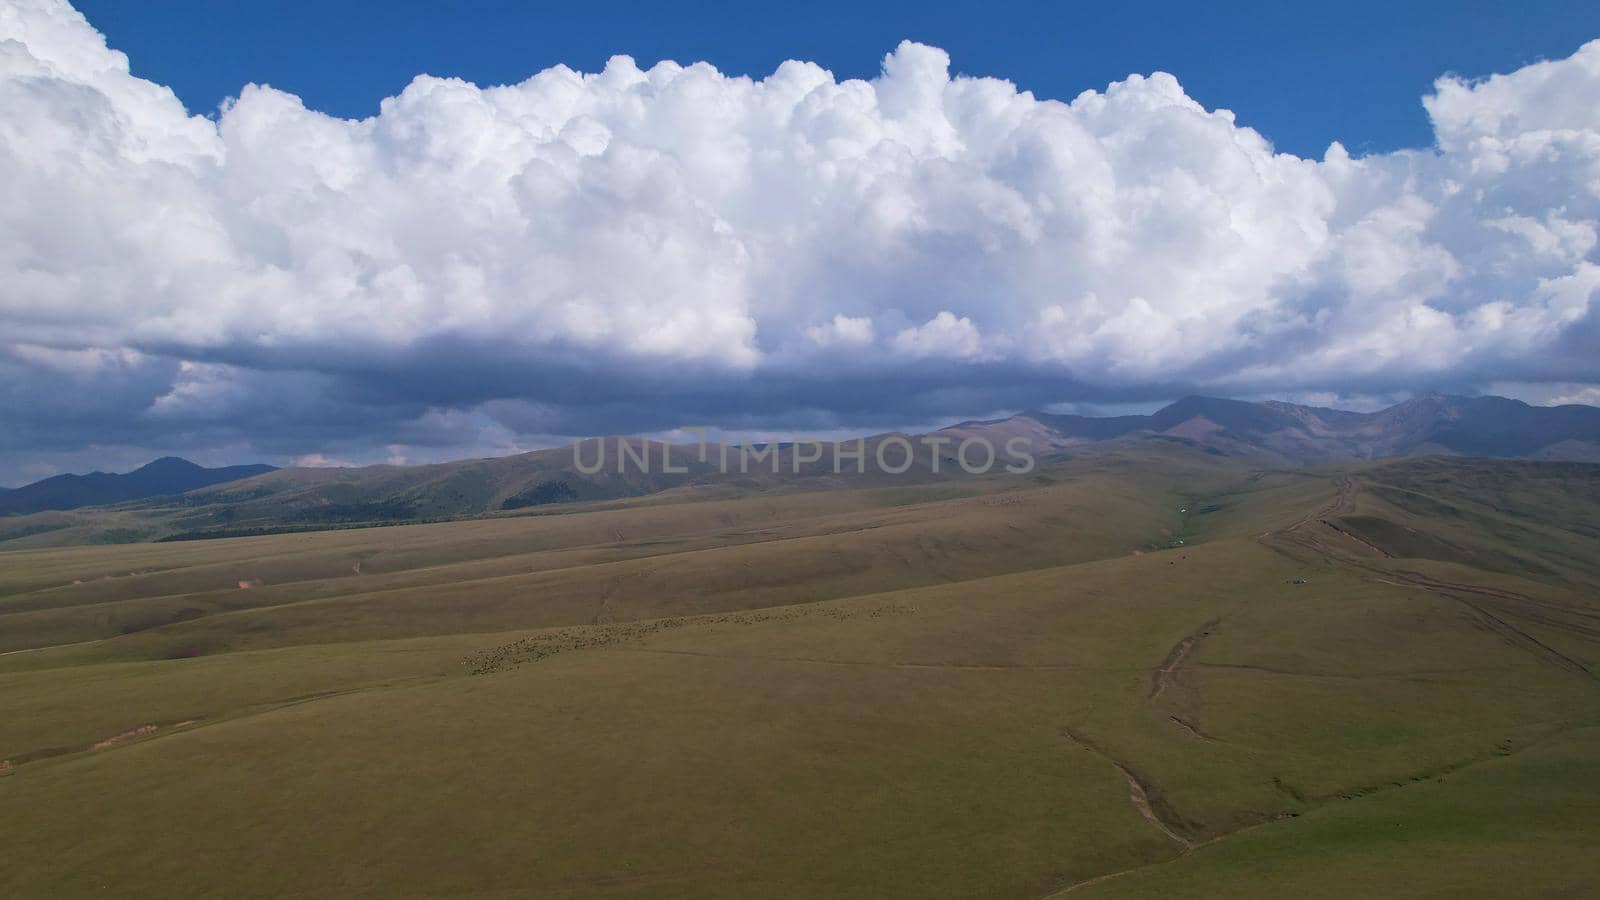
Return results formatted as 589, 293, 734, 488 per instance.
2, 448, 1597, 897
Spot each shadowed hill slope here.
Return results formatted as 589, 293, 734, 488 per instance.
0, 457, 277, 517
962, 394, 1600, 465
0, 432, 1038, 547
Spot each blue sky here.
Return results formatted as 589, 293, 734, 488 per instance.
77, 0, 1600, 159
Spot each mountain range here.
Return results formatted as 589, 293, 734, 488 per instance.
955, 392, 1600, 465
2, 393, 1596, 546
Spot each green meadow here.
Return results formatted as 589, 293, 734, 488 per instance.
2, 449, 1597, 897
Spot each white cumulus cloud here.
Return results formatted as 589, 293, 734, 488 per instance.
0, 0, 1598, 476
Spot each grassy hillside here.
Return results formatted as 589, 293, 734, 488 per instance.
7, 395, 1598, 549
0, 435, 1036, 548
1, 449, 1596, 897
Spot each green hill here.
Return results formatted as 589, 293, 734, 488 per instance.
1, 449, 1596, 896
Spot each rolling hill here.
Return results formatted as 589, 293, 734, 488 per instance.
1, 394, 1595, 549
1, 446, 1596, 896
957, 393, 1600, 464
0, 434, 1001, 547
0, 457, 277, 517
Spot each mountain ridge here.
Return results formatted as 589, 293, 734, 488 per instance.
0, 457, 279, 517
2, 394, 1596, 546
983, 393, 1600, 465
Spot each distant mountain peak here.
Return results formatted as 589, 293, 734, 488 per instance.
0, 458, 277, 517
136, 456, 205, 473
